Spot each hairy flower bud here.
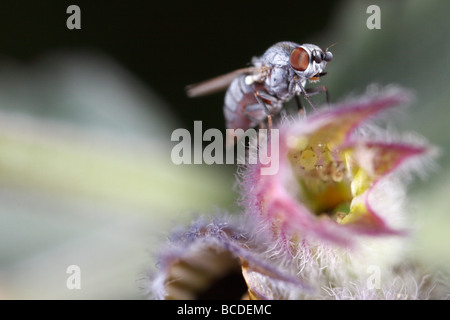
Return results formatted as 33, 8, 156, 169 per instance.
239, 88, 434, 248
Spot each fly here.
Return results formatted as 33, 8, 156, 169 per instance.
186, 41, 333, 133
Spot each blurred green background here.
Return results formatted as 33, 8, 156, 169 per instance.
0, 0, 448, 299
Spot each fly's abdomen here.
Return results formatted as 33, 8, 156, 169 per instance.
223, 75, 267, 131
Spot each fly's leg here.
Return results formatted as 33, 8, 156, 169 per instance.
255, 90, 278, 131
299, 84, 317, 110
289, 77, 311, 113
294, 95, 303, 111
257, 117, 272, 129
305, 85, 330, 104
267, 114, 272, 129
294, 95, 305, 117
255, 91, 277, 114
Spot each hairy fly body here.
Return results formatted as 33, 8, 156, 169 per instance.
186, 41, 333, 132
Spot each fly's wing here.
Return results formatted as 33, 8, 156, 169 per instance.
185, 66, 262, 97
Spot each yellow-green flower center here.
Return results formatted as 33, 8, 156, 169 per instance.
287, 135, 355, 223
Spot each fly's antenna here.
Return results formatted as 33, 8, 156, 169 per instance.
323, 43, 336, 62
325, 42, 337, 52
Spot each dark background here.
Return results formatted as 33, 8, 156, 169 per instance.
0, 0, 339, 131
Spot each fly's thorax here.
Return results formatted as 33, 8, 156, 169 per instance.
260, 41, 298, 66
263, 65, 294, 100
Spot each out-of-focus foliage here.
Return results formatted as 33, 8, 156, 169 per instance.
0, 52, 234, 299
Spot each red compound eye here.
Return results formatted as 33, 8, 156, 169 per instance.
289, 47, 309, 71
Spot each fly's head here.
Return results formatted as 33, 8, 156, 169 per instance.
289, 44, 333, 82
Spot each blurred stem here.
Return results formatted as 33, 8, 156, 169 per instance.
0, 121, 234, 216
